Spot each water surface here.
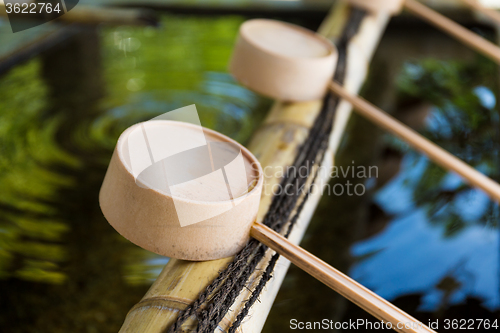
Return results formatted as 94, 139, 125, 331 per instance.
0, 13, 498, 333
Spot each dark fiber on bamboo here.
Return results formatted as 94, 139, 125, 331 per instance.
167, 8, 367, 333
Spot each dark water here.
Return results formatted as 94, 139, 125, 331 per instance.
265, 32, 500, 331
0, 14, 498, 333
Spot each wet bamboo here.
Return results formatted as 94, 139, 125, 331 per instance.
220, 5, 391, 332
119, 3, 391, 333
251, 223, 436, 333
329, 81, 500, 202
404, 0, 500, 64
460, 0, 500, 25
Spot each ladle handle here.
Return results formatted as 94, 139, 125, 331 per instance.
329, 81, 500, 203
250, 223, 436, 333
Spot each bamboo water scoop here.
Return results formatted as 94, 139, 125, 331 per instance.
230, 18, 500, 203
229, 19, 338, 101
460, 0, 500, 25
99, 120, 436, 333
342, 0, 500, 64
328, 81, 500, 203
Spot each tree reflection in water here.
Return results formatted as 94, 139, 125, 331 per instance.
0, 14, 498, 333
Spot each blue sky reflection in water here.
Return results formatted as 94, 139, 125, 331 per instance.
350, 77, 500, 312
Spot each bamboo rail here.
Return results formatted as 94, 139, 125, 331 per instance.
0, 5, 158, 26
118, 2, 392, 332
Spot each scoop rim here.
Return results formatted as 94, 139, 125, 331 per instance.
116, 120, 264, 206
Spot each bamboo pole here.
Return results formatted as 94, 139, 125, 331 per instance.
0, 5, 158, 26
329, 81, 500, 202
460, 0, 500, 25
404, 0, 500, 63
118, 3, 392, 333
251, 223, 436, 333
60, 7, 158, 26
220, 6, 391, 333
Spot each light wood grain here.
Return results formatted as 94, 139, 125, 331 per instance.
404, 0, 500, 63
250, 222, 436, 333
329, 81, 500, 202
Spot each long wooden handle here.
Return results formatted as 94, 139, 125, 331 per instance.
404, 0, 500, 64
250, 223, 436, 333
460, 0, 500, 26
329, 81, 500, 202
